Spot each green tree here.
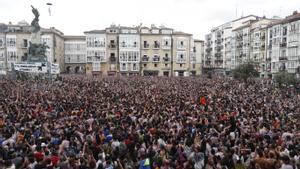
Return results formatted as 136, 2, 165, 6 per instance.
233, 62, 259, 82
274, 71, 298, 87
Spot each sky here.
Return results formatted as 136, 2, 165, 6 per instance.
1, 0, 300, 40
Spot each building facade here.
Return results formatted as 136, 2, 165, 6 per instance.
140, 26, 173, 76
64, 36, 86, 74
81, 24, 202, 77
204, 15, 259, 75
0, 22, 203, 77
266, 12, 300, 77
0, 21, 65, 74
204, 12, 300, 78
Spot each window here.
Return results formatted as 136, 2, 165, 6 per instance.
92, 62, 101, 71
162, 37, 171, 49
154, 64, 157, 67
0, 38, 4, 47
165, 64, 168, 67
154, 41, 160, 48
132, 63, 138, 71
192, 64, 196, 69
180, 64, 183, 67
7, 51, 17, 61
120, 63, 127, 71
177, 38, 187, 49
87, 36, 105, 48
143, 41, 149, 48
144, 64, 147, 67
6, 37, 16, 47
23, 39, 28, 48
87, 50, 106, 62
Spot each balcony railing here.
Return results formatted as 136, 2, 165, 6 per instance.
153, 56, 160, 62
110, 56, 116, 62
163, 57, 170, 62
153, 44, 160, 49
215, 53, 222, 58
280, 43, 287, 48
268, 45, 272, 49
143, 44, 150, 49
215, 59, 223, 63
206, 48, 212, 53
142, 56, 149, 62
109, 43, 116, 48
279, 57, 288, 61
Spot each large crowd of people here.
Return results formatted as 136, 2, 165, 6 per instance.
0, 75, 299, 169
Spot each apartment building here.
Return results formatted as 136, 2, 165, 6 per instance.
192, 40, 204, 76
0, 21, 65, 73
267, 11, 300, 77
204, 15, 259, 75
140, 26, 173, 76
105, 25, 119, 76
118, 27, 140, 76
84, 30, 107, 76
0, 21, 202, 77
64, 35, 86, 74
172, 32, 193, 76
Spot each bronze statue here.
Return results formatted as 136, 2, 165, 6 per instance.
31, 5, 40, 32
28, 42, 49, 62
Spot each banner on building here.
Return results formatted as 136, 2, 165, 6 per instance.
0, 70, 6, 75
51, 63, 60, 74
14, 62, 48, 73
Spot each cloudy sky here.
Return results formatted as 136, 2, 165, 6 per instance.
1, 0, 300, 39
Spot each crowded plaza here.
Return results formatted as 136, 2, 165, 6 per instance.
0, 76, 299, 169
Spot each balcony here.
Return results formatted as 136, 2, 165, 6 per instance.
279, 57, 288, 61
109, 43, 116, 49
280, 43, 287, 48
216, 39, 222, 44
206, 48, 212, 53
215, 46, 223, 51
142, 56, 149, 62
110, 56, 116, 62
268, 45, 272, 49
143, 44, 150, 49
163, 57, 170, 62
215, 59, 223, 63
215, 53, 222, 58
153, 56, 160, 62
153, 44, 160, 49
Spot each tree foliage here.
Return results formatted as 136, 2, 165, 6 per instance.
233, 62, 259, 82
274, 71, 298, 87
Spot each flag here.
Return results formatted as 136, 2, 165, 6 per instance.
200, 97, 207, 106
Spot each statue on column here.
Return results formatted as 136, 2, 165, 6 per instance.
31, 5, 40, 33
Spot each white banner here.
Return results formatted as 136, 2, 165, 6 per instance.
0, 70, 6, 75
51, 63, 60, 74
14, 62, 47, 73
